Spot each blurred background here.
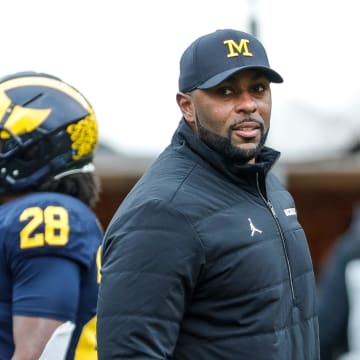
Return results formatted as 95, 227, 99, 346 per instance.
5, 1, 360, 356
2, 0, 360, 274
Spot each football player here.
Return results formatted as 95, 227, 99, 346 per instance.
0, 72, 103, 360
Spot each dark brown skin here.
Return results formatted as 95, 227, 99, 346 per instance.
176, 69, 272, 164
12, 316, 64, 360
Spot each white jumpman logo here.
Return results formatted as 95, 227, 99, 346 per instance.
248, 218, 262, 237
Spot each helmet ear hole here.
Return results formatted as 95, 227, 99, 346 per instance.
18, 143, 42, 161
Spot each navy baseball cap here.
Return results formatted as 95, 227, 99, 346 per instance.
178, 29, 283, 92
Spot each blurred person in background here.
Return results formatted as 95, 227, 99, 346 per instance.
318, 205, 360, 360
97, 29, 319, 359
0, 71, 103, 360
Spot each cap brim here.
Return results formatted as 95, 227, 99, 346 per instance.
198, 66, 283, 90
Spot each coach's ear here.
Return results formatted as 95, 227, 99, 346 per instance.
176, 92, 196, 132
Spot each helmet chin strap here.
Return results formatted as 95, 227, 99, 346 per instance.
53, 163, 95, 181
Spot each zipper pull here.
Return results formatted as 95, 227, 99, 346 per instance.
268, 200, 277, 217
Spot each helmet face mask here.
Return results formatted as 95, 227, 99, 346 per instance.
0, 71, 98, 194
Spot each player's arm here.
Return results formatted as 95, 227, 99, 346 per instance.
11, 256, 81, 360
11, 316, 63, 360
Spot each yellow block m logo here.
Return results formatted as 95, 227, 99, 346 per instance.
223, 39, 253, 58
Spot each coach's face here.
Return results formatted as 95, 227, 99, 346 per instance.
176, 69, 272, 164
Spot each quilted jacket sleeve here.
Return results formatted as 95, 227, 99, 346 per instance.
97, 199, 204, 359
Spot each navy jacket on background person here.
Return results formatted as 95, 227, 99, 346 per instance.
317, 205, 360, 359
97, 118, 320, 359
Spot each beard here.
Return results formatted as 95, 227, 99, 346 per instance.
195, 115, 269, 164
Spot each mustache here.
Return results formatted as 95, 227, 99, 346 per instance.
230, 118, 264, 131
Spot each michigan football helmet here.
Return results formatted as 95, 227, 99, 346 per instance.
0, 71, 98, 194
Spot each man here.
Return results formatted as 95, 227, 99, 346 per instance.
0, 71, 102, 360
317, 205, 360, 359
97, 29, 319, 359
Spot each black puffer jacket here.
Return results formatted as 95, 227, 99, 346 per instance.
97, 119, 320, 359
